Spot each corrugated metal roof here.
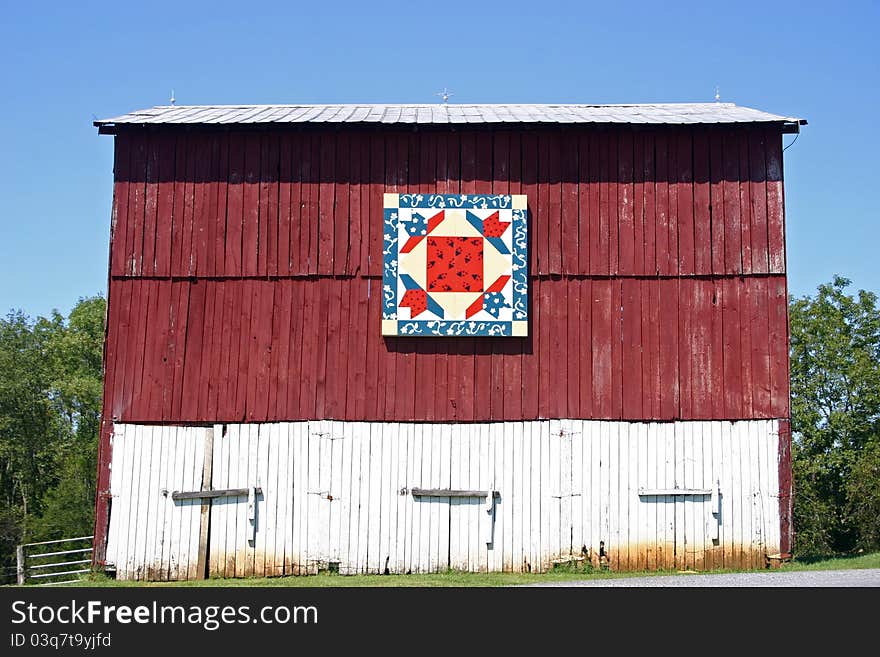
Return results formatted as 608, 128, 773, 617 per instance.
95, 103, 805, 130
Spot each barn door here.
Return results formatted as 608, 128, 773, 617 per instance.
105, 425, 208, 580
207, 423, 296, 579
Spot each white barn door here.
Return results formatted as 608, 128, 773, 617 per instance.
105, 424, 207, 580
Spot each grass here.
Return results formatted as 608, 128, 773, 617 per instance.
776, 551, 880, 571
61, 551, 880, 587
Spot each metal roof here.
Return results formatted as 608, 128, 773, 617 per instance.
95, 103, 806, 132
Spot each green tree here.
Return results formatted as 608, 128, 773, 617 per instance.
34, 297, 106, 540
0, 310, 63, 531
790, 276, 880, 556
0, 296, 105, 580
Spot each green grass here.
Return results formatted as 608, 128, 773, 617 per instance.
777, 551, 880, 571
58, 551, 879, 587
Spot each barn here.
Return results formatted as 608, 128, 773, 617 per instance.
92, 102, 805, 580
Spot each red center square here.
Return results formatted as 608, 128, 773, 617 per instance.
426, 236, 483, 292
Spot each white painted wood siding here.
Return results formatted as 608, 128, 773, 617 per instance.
105, 419, 783, 580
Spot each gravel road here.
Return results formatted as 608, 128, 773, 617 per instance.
525, 568, 880, 587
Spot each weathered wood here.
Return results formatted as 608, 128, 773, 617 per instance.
171, 487, 262, 501
194, 427, 216, 578
638, 488, 713, 496
411, 488, 499, 498
16, 545, 25, 585
77, 418, 766, 577
98, 121, 796, 574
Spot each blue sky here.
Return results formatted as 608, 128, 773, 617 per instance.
1, 0, 877, 319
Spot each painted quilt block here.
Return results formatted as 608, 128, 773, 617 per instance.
382, 193, 528, 337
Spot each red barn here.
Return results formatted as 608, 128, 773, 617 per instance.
93, 102, 805, 579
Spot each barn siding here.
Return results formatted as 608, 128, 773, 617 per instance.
105, 419, 783, 580
102, 275, 790, 424
108, 126, 786, 279
97, 121, 793, 573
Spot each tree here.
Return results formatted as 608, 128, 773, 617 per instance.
33, 297, 105, 541
789, 276, 880, 556
0, 296, 105, 580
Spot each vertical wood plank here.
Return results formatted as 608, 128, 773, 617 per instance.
592, 279, 612, 418
255, 424, 272, 576
621, 279, 642, 419
208, 426, 225, 577
315, 280, 333, 419
127, 134, 148, 276
366, 133, 385, 277
325, 279, 344, 419
749, 131, 769, 274
210, 134, 228, 276
195, 282, 217, 422
642, 132, 657, 276
333, 133, 350, 274
186, 428, 205, 579
548, 422, 562, 561
225, 133, 245, 277
566, 279, 581, 419
738, 132, 753, 274
192, 135, 212, 277
578, 279, 593, 418
147, 280, 170, 421
665, 134, 679, 277
546, 131, 563, 275
528, 422, 541, 571
632, 131, 646, 276
571, 423, 584, 562
642, 278, 661, 419
750, 277, 771, 416
366, 423, 382, 572
654, 133, 671, 276
576, 131, 591, 274
544, 276, 563, 418
110, 135, 132, 277
611, 279, 623, 419
723, 130, 743, 274
154, 134, 176, 276
129, 427, 150, 580
597, 132, 612, 275
766, 129, 786, 273
126, 280, 148, 419
769, 276, 790, 417
723, 278, 743, 419
264, 134, 281, 277
437, 424, 452, 572
617, 130, 635, 275
318, 133, 336, 275
676, 132, 694, 275
522, 133, 539, 276
645, 423, 658, 569
278, 134, 293, 276
692, 131, 711, 274
242, 134, 261, 276
561, 130, 579, 274
509, 422, 522, 571
539, 421, 551, 570
659, 278, 680, 419
351, 278, 369, 420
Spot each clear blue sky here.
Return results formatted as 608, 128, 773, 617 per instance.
1, 0, 877, 319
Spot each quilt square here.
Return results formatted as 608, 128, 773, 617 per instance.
382, 193, 528, 337
427, 237, 483, 292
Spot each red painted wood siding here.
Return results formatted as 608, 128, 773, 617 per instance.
102, 125, 791, 424
109, 126, 787, 279
102, 275, 790, 423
